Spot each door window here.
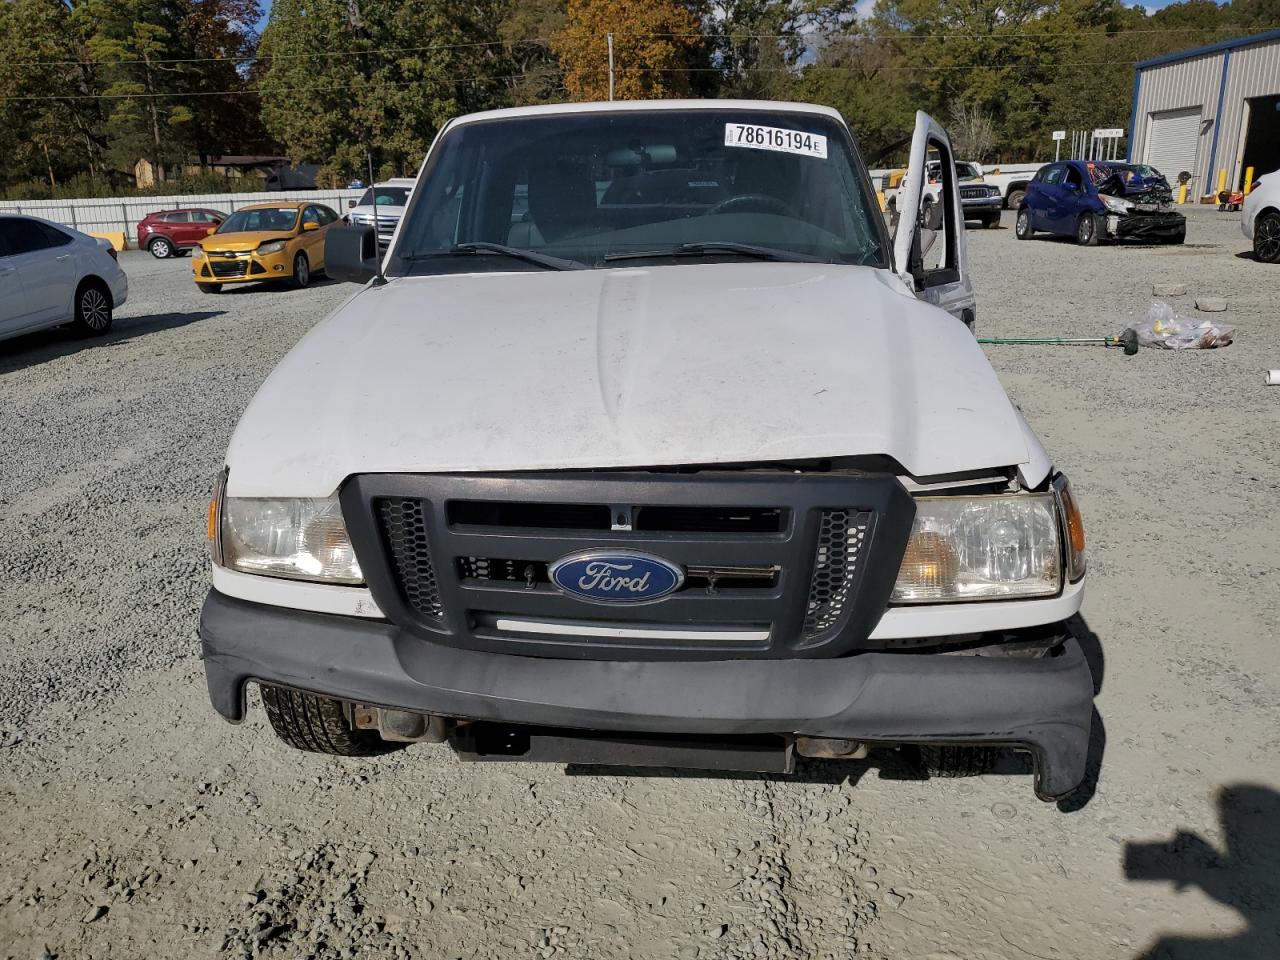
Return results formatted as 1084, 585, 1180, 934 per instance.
915, 142, 957, 275
0, 217, 54, 254
315, 205, 338, 225
303, 206, 321, 226
164, 211, 191, 223
1043, 165, 1064, 185
1063, 165, 1084, 192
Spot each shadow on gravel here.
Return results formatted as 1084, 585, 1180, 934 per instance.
570, 618, 1108, 811
208, 276, 340, 296
0, 310, 224, 373
1058, 613, 1107, 813
1125, 784, 1280, 959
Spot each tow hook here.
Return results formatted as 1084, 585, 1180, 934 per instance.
351, 705, 451, 743
794, 737, 869, 760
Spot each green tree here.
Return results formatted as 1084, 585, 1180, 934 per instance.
0, 0, 114, 190
796, 30, 915, 163
709, 0, 856, 98
259, 0, 511, 183
73, 0, 196, 181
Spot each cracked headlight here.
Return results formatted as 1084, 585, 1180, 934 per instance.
192, 246, 206, 260
257, 240, 288, 255
220, 493, 363, 584
1100, 194, 1132, 215
892, 494, 1061, 603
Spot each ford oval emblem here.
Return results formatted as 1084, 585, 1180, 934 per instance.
548, 550, 684, 604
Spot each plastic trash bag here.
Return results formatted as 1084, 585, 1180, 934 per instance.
1127, 300, 1235, 349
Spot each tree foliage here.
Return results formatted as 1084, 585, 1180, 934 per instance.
0, 0, 1275, 193
553, 0, 705, 100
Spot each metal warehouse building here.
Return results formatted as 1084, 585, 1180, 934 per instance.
1128, 28, 1280, 196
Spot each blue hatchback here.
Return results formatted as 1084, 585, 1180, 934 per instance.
1015, 160, 1186, 246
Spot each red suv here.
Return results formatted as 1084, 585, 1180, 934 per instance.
136, 208, 227, 259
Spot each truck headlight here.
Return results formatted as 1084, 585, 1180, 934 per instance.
220, 492, 363, 584
892, 494, 1061, 603
257, 240, 288, 255
1100, 194, 1132, 215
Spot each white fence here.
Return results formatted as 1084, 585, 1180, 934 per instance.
0, 189, 365, 246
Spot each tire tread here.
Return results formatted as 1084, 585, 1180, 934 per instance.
260, 685, 396, 756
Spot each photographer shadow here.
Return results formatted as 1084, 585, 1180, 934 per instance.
1125, 784, 1280, 959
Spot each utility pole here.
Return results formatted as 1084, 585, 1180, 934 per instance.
607, 32, 615, 101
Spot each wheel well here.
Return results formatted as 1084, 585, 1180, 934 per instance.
76, 275, 111, 304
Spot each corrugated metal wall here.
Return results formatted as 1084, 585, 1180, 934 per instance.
1132, 36, 1280, 193
1131, 53, 1223, 190
1218, 40, 1280, 186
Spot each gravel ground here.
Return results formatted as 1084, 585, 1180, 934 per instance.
1, 208, 1277, 960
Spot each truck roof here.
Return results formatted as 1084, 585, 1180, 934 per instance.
447, 99, 846, 128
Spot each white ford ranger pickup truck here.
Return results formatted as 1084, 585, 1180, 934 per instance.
200, 101, 1093, 800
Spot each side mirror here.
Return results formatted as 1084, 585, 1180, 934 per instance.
206, 227, 217, 236
348, 200, 357, 209
302, 221, 320, 232
324, 224, 379, 284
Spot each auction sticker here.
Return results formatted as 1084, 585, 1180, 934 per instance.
724, 123, 827, 159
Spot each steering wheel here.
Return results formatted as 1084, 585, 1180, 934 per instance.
709, 193, 797, 218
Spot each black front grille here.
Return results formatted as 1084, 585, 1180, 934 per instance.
347, 473, 914, 661
960, 186, 992, 200
378, 498, 443, 620
209, 260, 248, 278
802, 510, 871, 641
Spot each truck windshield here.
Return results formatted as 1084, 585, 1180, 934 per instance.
390, 109, 886, 273
358, 187, 410, 207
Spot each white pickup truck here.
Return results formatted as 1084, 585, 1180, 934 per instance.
200, 101, 1093, 800
978, 162, 1047, 209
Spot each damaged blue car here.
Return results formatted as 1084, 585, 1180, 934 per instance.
1015, 160, 1186, 246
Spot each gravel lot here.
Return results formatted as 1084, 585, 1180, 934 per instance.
2, 208, 1277, 960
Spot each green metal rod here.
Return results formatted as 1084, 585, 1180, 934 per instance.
978, 329, 1140, 356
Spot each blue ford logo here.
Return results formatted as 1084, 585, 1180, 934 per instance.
548, 550, 684, 604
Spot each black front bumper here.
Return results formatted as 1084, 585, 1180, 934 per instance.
961, 198, 1003, 217
1112, 211, 1185, 238
199, 590, 1095, 800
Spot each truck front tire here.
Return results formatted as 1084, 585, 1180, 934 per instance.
261, 685, 398, 756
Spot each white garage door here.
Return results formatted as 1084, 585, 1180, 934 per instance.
1145, 107, 1202, 183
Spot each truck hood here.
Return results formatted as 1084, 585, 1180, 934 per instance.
225, 263, 1030, 497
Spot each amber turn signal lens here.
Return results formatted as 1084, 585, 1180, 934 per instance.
1056, 480, 1086, 580
207, 495, 219, 542
896, 530, 960, 594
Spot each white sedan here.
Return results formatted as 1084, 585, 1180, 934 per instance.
0, 215, 128, 343
1242, 170, 1279, 263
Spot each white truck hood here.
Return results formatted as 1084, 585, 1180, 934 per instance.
225, 262, 1029, 497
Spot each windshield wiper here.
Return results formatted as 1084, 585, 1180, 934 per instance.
602, 241, 825, 264
402, 242, 583, 271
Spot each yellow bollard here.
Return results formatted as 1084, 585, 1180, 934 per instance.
1177, 183, 1188, 204
1244, 166, 1255, 194
1217, 168, 1228, 194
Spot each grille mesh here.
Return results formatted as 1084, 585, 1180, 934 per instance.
378, 498, 443, 620
802, 509, 870, 639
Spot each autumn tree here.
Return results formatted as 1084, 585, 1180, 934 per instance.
553, 0, 706, 100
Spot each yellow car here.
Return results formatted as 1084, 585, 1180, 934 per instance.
192, 201, 340, 293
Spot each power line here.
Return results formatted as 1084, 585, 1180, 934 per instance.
10, 24, 1279, 69
0, 58, 1158, 102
